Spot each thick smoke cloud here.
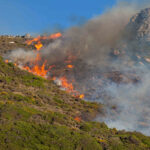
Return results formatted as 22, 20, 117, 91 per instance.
41, 3, 138, 68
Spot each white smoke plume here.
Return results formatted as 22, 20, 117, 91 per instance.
4, 48, 36, 64
95, 66, 150, 136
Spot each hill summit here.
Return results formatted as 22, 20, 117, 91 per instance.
127, 8, 150, 42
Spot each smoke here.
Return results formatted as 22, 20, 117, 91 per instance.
4, 48, 36, 64
97, 68, 150, 136
41, 2, 138, 68
4, 1, 150, 135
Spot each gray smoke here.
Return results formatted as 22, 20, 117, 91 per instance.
95, 66, 150, 136
4, 48, 36, 64
41, 2, 138, 68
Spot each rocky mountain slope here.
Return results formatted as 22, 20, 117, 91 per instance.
127, 8, 150, 42
122, 8, 150, 59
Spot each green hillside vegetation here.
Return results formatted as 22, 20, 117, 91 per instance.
0, 36, 150, 150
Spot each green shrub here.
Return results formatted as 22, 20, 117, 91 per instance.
22, 75, 45, 87
0, 121, 102, 150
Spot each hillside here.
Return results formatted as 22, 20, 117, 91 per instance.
0, 36, 150, 150
0, 36, 33, 55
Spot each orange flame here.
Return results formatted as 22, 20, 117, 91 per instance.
23, 62, 48, 77
35, 41, 43, 51
59, 77, 74, 92
79, 94, 84, 99
56, 77, 84, 99
26, 33, 62, 45
74, 117, 81, 122
48, 32, 62, 39
5, 60, 9, 63
67, 65, 74, 69
26, 36, 41, 45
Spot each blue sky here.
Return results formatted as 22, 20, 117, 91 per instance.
0, 0, 117, 35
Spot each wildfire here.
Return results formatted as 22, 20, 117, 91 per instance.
79, 94, 84, 99
48, 32, 62, 39
67, 65, 74, 69
26, 36, 39, 45
5, 32, 85, 99
35, 41, 43, 51
55, 77, 84, 99
23, 62, 48, 77
5, 59, 9, 63
22, 33, 56, 77
74, 117, 81, 122
26, 32, 62, 45
59, 77, 74, 92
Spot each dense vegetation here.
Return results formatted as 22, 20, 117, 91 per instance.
0, 36, 150, 150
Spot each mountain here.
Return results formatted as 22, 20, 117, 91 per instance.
127, 8, 150, 42
123, 8, 150, 58
0, 9, 150, 150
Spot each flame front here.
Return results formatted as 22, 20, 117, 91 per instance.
35, 41, 43, 51
79, 94, 84, 99
26, 33, 62, 45
57, 77, 84, 99
59, 77, 74, 92
22, 34, 62, 77
23, 62, 48, 77
74, 117, 81, 122
5, 60, 9, 63
5, 33, 84, 99
67, 65, 74, 69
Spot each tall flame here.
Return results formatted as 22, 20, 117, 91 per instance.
35, 41, 43, 51
59, 77, 74, 92
26, 33, 62, 45
23, 62, 48, 77
57, 77, 84, 99
67, 65, 74, 69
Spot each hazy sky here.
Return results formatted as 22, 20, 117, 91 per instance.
0, 0, 117, 35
